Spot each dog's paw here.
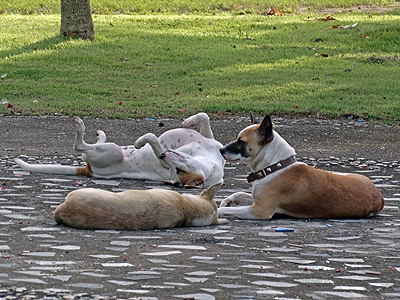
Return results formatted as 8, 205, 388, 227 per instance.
220, 192, 253, 207
182, 113, 208, 128
220, 198, 240, 207
134, 133, 157, 149
181, 117, 196, 128
73, 117, 85, 131
96, 130, 106, 143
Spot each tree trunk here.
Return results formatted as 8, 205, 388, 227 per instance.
60, 0, 95, 41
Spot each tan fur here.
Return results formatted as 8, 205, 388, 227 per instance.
252, 165, 384, 219
54, 184, 228, 230
76, 163, 93, 177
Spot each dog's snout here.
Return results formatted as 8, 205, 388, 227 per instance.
159, 153, 166, 159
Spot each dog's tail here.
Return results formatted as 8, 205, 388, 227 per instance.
14, 158, 92, 177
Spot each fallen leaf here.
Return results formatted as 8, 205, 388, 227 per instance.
310, 16, 336, 22
325, 25, 340, 30
341, 23, 359, 29
326, 23, 358, 30
267, 8, 282, 16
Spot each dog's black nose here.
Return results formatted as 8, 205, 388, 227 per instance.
159, 153, 166, 159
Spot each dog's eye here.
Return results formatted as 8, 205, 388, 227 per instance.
176, 168, 186, 173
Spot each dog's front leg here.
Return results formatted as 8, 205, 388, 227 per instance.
220, 192, 253, 207
218, 205, 261, 220
218, 194, 277, 220
96, 130, 107, 144
134, 133, 166, 157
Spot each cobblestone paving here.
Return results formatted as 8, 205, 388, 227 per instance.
0, 116, 399, 299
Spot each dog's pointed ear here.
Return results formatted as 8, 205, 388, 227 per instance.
258, 115, 273, 143
250, 112, 258, 124
200, 182, 222, 200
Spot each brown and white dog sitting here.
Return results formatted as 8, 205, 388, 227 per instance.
218, 115, 384, 220
54, 183, 228, 230
14, 113, 225, 188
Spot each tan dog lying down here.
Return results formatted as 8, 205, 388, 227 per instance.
54, 183, 228, 230
218, 115, 384, 220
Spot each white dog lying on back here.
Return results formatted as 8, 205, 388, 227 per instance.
54, 183, 228, 230
14, 113, 225, 188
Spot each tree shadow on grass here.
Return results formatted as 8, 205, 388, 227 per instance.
1, 15, 399, 120
0, 35, 69, 60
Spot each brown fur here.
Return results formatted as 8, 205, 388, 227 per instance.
252, 165, 384, 219
54, 184, 228, 230
76, 163, 93, 177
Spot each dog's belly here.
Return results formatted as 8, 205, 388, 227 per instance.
159, 128, 205, 150
90, 145, 169, 180
121, 146, 136, 158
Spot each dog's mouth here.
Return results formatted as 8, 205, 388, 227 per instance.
227, 158, 240, 162
221, 154, 240, 162
160, 150, 186, 160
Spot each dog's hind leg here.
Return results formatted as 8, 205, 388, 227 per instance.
182, 112, 214, 139
73, 117, 124, 167
73, 117, 94, 152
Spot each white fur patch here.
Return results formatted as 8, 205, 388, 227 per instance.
328, 171, 350, 176
189, 214, 215, 227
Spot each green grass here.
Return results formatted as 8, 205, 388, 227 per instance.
0, 12, 399, 121
0, 0, 397, 14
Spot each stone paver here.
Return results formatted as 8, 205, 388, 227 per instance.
0, 115, 399, 299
